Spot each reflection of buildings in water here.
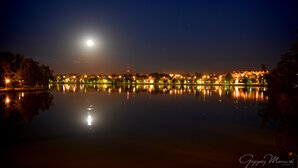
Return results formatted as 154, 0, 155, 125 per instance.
51, 84, 268, 102
234, 86, 239, 98
126, 91, 130, 100
80, 85, 84, 91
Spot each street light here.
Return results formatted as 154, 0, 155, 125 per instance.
5, 78, 10, 90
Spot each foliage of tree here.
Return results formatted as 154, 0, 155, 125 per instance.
224, 73, 233, 84
265, 40, 298, 116
242, 77, 249, 85
262, 38, 298, 152
0, 52, 54, 88
269, 42, 298, 97
195, 72, 203, 79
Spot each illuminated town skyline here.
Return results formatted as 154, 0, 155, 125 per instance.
53, 69, 268, 86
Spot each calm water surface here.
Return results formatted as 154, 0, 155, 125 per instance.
0, 84, 289, 167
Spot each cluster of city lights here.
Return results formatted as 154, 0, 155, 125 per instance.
53, 70, 268, 85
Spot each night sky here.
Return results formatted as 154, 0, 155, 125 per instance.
0, 0, 297, 74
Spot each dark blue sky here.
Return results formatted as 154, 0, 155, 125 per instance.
0, 0, 297, 74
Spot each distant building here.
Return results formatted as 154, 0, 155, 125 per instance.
127, 66, 130, 74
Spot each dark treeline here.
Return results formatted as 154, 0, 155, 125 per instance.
262, 36, 298, 153
0, 52, 54, 88
266, 38, 297, 116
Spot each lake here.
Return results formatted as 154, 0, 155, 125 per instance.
0, 84, 294, 167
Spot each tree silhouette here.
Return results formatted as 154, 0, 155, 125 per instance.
0, 52, 53, 88
262, 37, 298, 152
224, 73, 233, 85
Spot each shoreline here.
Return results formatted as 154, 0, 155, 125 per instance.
0, 83, 268, 93
0, 88, 48, 93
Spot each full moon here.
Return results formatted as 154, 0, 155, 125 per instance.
86, 40, 94, 47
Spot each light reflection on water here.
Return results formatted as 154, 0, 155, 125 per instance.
49, 84, 268, 102
2, 84, 291, 168
87, 113, 92, 126
86, 105, 93, 126
0, 84, 267, 127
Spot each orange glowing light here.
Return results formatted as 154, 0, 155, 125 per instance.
5, 78, 10, 84
5, 96, 10, 104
